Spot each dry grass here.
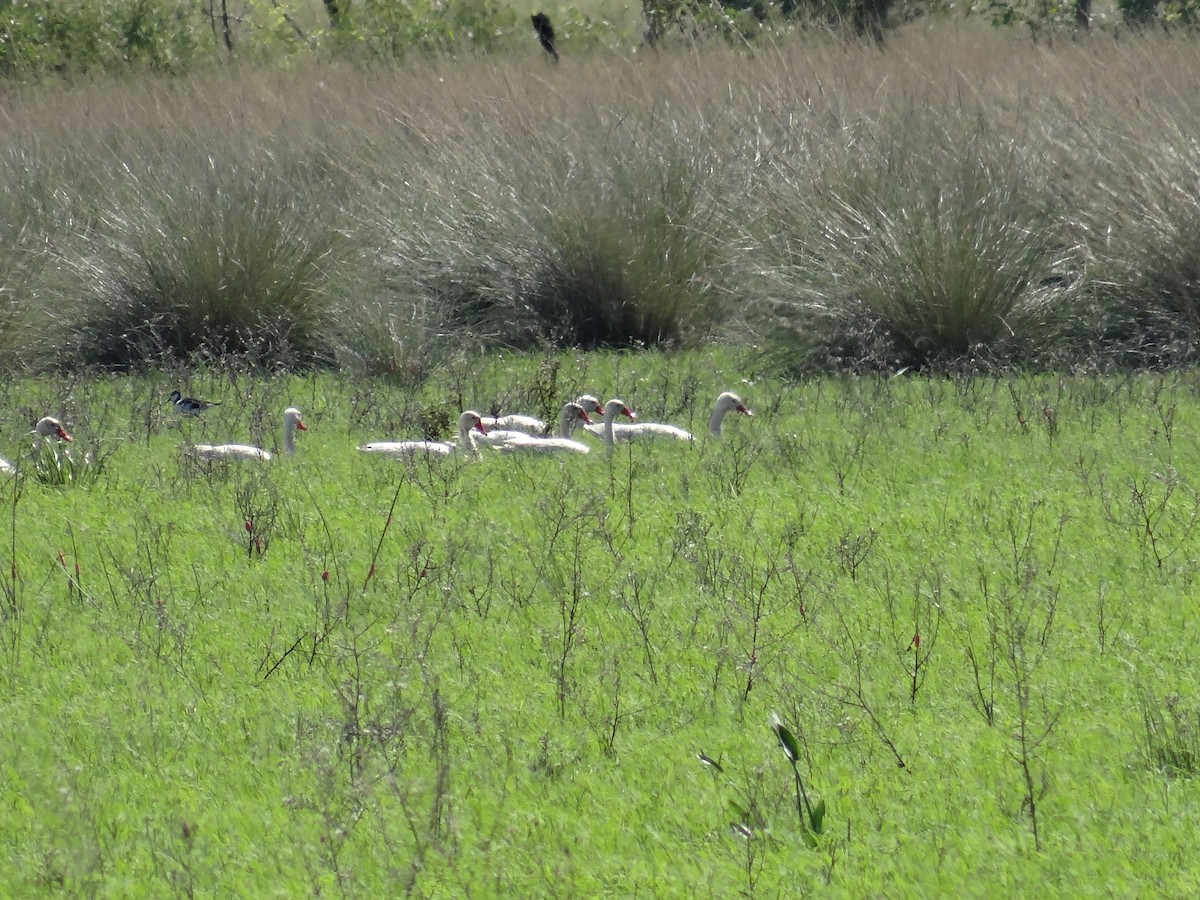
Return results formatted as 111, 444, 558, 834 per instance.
4, 24, 1200, 371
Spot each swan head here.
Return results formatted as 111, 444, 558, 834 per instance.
717, 392, 753, 417
603, 399, 635, 422
284, 408, 308, 431
33, 416, 72, 442
459, 411, 487, 434
563, 402, 592, 424
575, 395, 604, 416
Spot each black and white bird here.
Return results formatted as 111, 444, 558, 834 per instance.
170, 389, 220, 416
531, 12, 558, 61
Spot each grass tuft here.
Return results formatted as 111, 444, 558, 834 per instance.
760, 110, 1073, 371
62, 161, 347, 370
1139, 688, 1200, 777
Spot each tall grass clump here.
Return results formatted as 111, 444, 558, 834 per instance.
11, 28, 1200, 372
757, 104, 1073, 371
1139, 687, 1200, 777
1067, 103, 1200, 367
61, 157, 350, 370
354, 57, 745, 353
0, 147, 76, 373
522, 144, 730, 349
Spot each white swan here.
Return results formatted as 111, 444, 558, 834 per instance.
188, 407, 306, 461
584, 398, 693, 443
585, 392, 753, 443
1, 416, 72, 474
33, 416, 73, 443
170, 389, 220, 415
359, 410, 486, 458
490, 402, 593, 455
591, 399, 638, 448
707, 392, 754, 436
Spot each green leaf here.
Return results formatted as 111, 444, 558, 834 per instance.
809, 798, 826, 835
771, 717, 801, 762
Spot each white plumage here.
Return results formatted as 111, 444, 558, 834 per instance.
188, 407, 306, 461
585, 391, 753, 443
479, 413, 545, 434
489, 402, 593, 455
359, 410, 486, 458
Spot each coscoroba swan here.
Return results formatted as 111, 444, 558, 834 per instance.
707, 392, 754, 436
490, 402, 593, 454
1, 416, 73, 474
585, 398, 693, 443
33, 416, 73, 443
359, 411, 486, 458
585, 392, 753, 443
188, 407, 306, 461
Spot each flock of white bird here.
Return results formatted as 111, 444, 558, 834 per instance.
0, 390, 753, 470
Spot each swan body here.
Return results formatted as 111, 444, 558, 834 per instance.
490, 403, 592, 454
611, 422, 693, 441
585, 400, 691, 443
170, 389, 220, 415
480, 413, 545, 434
190, 443, 273, 461
359, 411, 486, 458
708, 391, 753, 436
189, 407, 306, 461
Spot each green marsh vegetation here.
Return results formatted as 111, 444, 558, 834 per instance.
5, 12, 1200, 896
2, 352, 1200, 894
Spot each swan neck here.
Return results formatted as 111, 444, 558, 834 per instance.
284, 419, 296, 455
708, 405, 725, 436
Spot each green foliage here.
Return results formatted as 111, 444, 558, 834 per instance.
3, 359, 1200, 893
28, 441, 110, 486
327, 0, 521, 58
0, 0, 208, 76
